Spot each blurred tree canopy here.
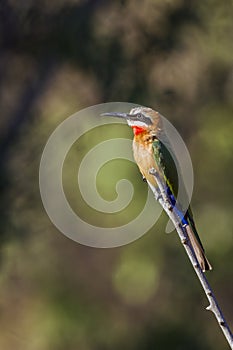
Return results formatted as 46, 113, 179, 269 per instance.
0, 0, 232, 349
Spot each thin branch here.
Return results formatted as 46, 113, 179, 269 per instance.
149, 168, 233, 349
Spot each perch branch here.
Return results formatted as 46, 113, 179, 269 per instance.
149, 168, 233, 349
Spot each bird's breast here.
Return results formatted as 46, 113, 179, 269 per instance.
133, 139, 160, 188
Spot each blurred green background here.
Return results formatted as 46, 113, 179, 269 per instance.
0, 0, 233, 349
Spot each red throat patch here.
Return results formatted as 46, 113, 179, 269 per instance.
131, 126, 145, 135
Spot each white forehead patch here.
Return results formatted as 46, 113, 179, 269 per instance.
130, 107, 143, 114
130, 107, 153, 115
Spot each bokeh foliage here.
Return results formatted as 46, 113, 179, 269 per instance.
0, 0, 232, 349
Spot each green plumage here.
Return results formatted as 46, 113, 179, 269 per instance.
152, 139, 204, 250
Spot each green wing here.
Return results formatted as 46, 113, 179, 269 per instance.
152, 139, 204, 249
152, 139, 178, 197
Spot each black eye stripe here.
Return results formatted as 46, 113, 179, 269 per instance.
131, 112, 152, 125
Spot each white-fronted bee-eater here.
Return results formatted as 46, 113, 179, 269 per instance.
102, 107, 212, 272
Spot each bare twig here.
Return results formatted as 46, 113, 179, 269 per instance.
149, 168, 233, 349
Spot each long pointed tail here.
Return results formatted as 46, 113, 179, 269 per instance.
185, 224, 212, 272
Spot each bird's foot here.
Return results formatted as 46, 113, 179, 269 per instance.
149, 168, 157, 176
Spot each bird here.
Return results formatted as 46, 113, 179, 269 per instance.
101, 106, 212, 272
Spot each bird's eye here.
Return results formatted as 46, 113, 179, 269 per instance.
137, 113, 144, 120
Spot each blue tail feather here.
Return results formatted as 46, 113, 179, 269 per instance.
166, 186, 188, 226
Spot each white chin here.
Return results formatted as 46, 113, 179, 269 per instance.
127, 120, 148, 128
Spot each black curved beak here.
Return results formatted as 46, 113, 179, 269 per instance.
100, 112, 131, 120
101, 111, 152, 126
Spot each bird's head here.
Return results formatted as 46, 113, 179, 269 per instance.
101, 107, 162, 136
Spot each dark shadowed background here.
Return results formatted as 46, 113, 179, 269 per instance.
0, 0, 232, 349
